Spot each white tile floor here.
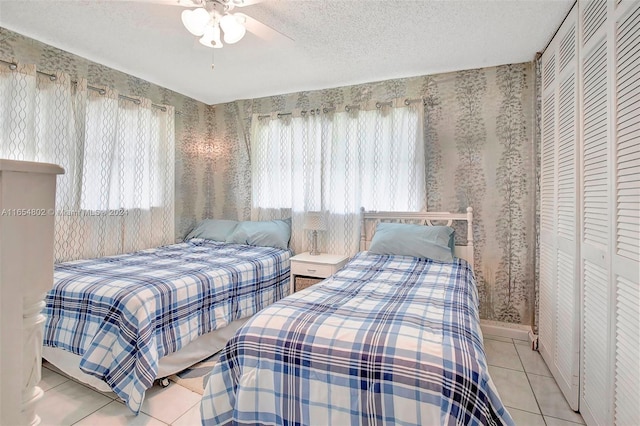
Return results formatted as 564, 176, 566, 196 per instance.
37, 335, 585, 425
484, 335, 585, 426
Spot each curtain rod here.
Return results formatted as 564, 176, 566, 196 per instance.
257, 98, 425, 120
0, 59, 181, 115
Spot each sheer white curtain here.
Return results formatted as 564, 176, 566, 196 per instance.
251, 101, 425, 255
251, 111, 325, 252
0, 64, 175, 262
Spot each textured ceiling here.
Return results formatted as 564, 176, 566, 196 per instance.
0, 0, 573, 105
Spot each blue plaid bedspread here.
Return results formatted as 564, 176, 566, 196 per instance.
44, 239, 291, 413
201, 251, 514, 425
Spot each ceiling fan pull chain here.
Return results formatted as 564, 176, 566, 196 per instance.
211, 49, 215, 70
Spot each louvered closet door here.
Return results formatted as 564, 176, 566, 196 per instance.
612, 2, 639, 425
579, 0, 611, 423
555, 12, 581, 409
539, 42, 558, 378
541, 1, 640, 424
539, 7, 581, 410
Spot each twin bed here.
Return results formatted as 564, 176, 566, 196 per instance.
43, 231, 292, 413
42, 209, 514, 425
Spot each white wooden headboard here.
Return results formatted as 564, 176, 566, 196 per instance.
359, 207, 474, 269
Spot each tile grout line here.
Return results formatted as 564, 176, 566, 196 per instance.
141, 383, 200, 425
41, 377, 71, 393
40, 363, 72, 393
485, 338, 526, 373
504, 404, 548, 417
141, 386, 172, 425
513, 344, 586, 425
511, 337, 548, 425
62, 379, 137, 426
526, 371, 553, 378
486, 363, 526, 374
543, 414, 585, 425
69, 397, 113, 425
170, 400, 201, 425
45, 371, 190, 426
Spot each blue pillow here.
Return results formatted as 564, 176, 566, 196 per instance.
226, 218, 291, 250
185, 219, 239, 242
369, 222, 454, 262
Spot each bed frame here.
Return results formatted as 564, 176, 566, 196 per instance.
359, 206, 474, 269
43, 316, 251, 393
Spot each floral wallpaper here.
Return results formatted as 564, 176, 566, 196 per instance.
534, 55, 543, 331
0, 27, 537, 325
209, 62, 537, 325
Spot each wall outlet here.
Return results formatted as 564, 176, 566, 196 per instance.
528, 330, 539, 351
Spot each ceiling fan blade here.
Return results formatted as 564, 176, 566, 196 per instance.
118, 0, 261, 7
236, 12, 294, 43
115, 0, 202, 6
228, 0, 265, 8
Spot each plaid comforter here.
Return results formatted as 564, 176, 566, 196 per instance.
201, 252, 514, 425
44, 239, 291, 413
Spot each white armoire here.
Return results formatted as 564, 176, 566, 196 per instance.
0, 159, 64, 425
539, 1, 639, 425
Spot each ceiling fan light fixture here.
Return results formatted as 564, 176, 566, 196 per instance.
199, 24, 223, 48
220, 14, 246, 44
181, 8, 211, 37
211, 24, 224, 48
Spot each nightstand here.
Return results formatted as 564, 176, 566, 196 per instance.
290, 252, 349, 294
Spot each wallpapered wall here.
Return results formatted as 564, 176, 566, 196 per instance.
207, 64, 537, 325
0, 28, 537, 325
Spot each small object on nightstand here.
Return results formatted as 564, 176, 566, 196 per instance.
303, 211, 327, 255
290, 252, 348, 294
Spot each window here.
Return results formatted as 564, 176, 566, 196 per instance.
251, 101, 425, 255
251, 103, 425, 214
81, 94, 171, 211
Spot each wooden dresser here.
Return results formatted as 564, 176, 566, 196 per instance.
0, 159, 63, 425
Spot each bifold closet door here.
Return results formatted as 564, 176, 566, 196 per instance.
579, 0, 640, 424
539, 35, 557, 395
611, 2, 639, 425
539, 6, 580, 411
579, 0, 611, 423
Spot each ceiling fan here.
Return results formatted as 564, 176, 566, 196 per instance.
136, 0, 292, 49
